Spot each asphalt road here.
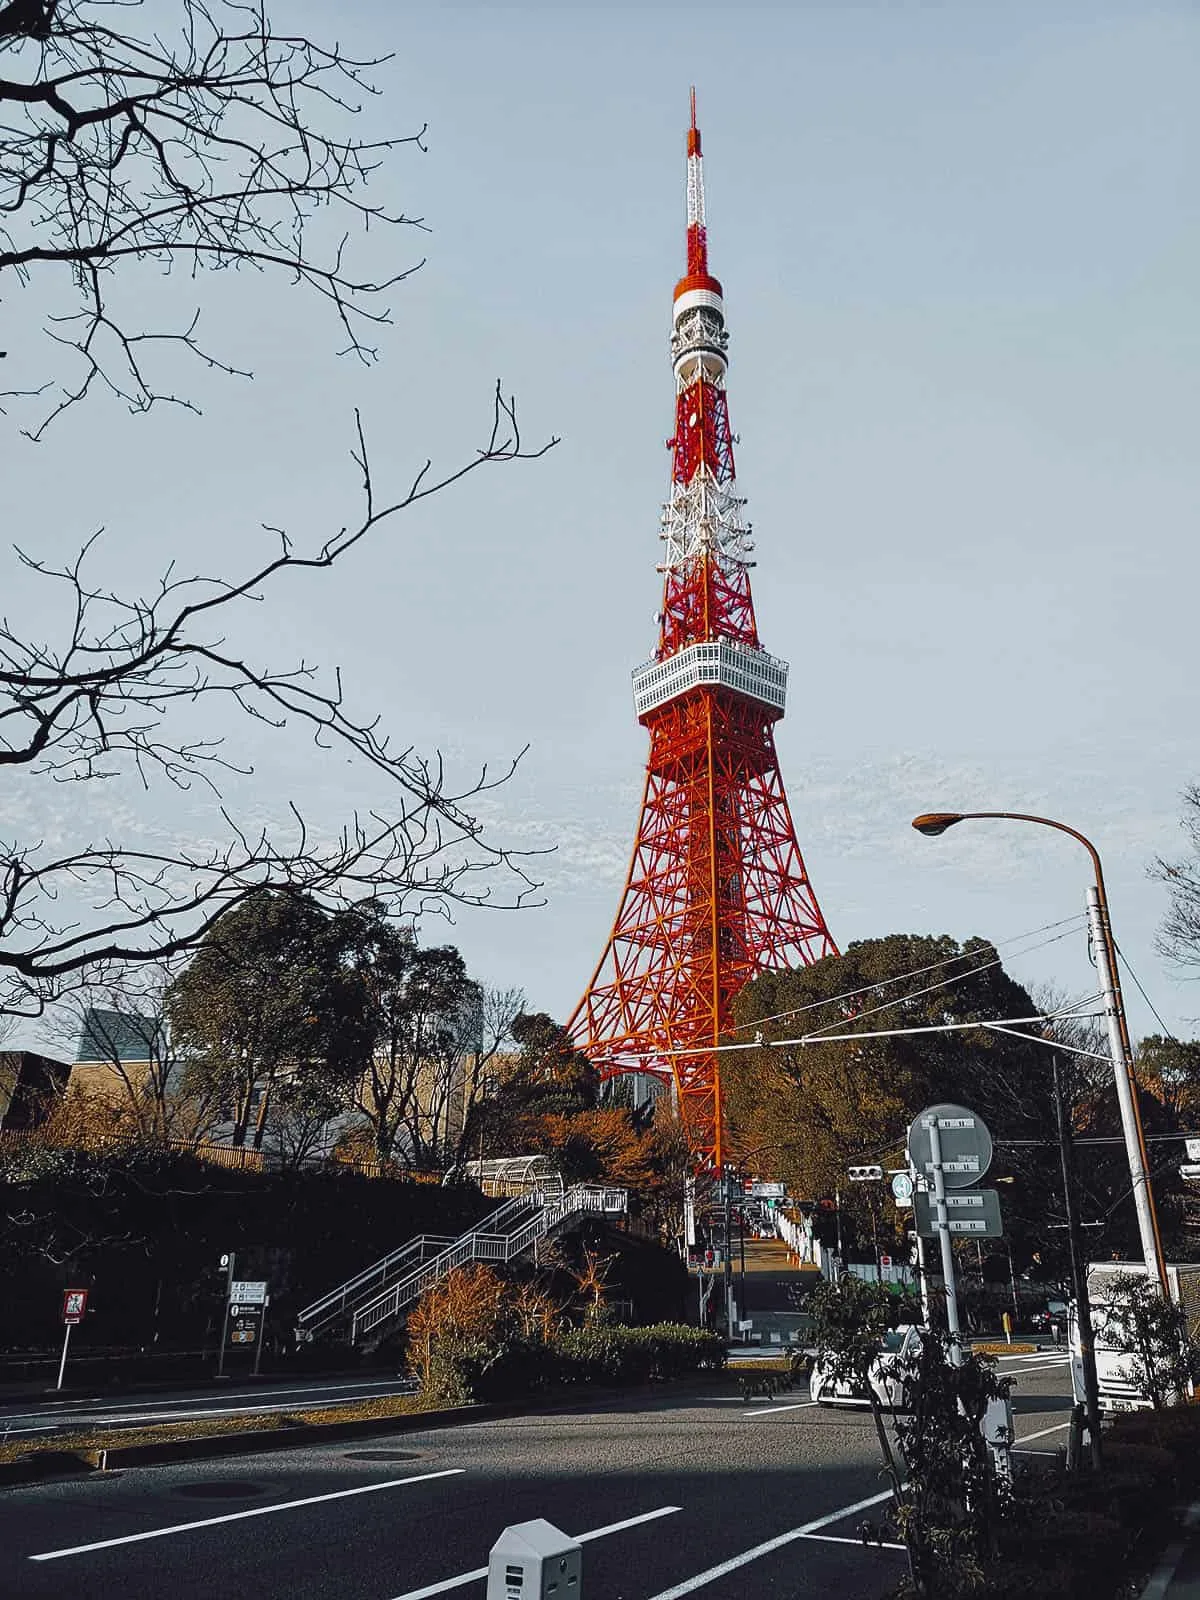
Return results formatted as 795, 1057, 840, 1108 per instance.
0, 1374, 419, 1442
0, 1349, 1075, 1600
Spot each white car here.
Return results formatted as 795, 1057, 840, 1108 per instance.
809, 1324, 922, 1408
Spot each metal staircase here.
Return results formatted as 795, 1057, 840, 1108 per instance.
296, 1185, 626, 1348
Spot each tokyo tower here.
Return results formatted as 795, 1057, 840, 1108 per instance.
568, 93, 838, 1171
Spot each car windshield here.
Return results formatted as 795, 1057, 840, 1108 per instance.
880, 1331, 907, 1352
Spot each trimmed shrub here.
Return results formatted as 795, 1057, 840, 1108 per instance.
554, 1323, 725, 1388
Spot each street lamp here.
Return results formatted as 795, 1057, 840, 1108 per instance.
911, 809, 1168, 1294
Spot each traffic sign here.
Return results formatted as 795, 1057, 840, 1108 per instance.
906, 1104, 993, 1189
1179, 1164, 1200, 1182
879, 1254, 893, 1268
62, 1288, 88, 1325
914, 1188, 1003, 1238
1185, 1138, 1200, 1162
230, 1281, 267, 1304
891, 1172, 914, 1204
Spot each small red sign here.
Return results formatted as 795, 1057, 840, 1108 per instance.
62, 1288, 88, 1325
879, 1255, 893, 1268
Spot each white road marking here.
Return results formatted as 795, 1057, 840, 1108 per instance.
1004, 1361, 1073, 1379
795, 1533, 905, 1551
644, 1488, 895, 1599
30, 1469, 464, 1561
17, 1394, 414, 1433
1014, 1421, 1071, 1446
30, 1377, 402, 1416
388, 1506, 682, 1599
742, 1400, 817, 1418
577, 1507, 682, 1543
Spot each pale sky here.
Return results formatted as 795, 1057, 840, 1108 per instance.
4, 2, 1199, 1051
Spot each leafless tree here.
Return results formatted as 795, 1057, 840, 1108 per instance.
0, 1, 556, 1025
1, 0, 423, 432
1155, 785, 1200, 978
452, 983, 525, 1164
44, 962, 223, 1143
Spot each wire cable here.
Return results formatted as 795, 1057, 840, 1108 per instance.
1114, 941, 1184, 1046
731, 913, 1087, 1037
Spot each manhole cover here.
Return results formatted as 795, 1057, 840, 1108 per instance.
174, 1481, 269, 1500
342, 1450, 421, 1462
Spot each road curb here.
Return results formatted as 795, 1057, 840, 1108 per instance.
0, 1403, 492, 1486
0, 1372, 729, 1488
1138, 1501, 1200, 1600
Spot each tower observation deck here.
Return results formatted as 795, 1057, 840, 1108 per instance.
568, 94, 837, 1170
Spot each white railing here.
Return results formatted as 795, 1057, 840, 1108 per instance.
350, 1185, 626, 1343
297, 1196, 532, 1339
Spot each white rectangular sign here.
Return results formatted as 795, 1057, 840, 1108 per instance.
1186, 1138, 1200, 1163
230, 1280, 268, 1304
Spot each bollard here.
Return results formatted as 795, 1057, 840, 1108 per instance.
487, 1519, 581, 1599
982, 1392, 1014, 1491
1001, 1311, 1012, 1345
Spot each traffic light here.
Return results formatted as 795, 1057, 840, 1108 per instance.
848, 1164, 884, 1182
813, 1198, 839, 1247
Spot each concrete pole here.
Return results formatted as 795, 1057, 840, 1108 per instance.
1053, 1054, 1103, 1468
928, 1117, 963, 1362
1087, 886, 1168, 1291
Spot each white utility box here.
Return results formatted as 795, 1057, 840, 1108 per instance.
486, 1519, 582, 1600
982, 1391, 1015, 1486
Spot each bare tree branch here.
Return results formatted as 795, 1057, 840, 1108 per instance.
1, 0, 426, 429
1, 3, 560, 1026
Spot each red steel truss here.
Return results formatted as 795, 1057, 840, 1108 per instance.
568, 96, 836, 1170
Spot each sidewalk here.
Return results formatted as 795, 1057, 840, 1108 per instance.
1140, 1504, 1200, 1599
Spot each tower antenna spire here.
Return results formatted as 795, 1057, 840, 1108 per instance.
568, 100, 837, 1171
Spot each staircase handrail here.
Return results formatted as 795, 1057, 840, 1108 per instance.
350, 1184, 626, 1342
297, 1194, 531, 1332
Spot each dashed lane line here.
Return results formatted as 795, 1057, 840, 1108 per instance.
644, 1488, 896, 1599
29, 1469, 465, 1561
796, 1533, 905, 1551
1014, 1420, 1071, 1446
742, 1400, 818, 1418
647, 1417, 1076, 1596
388, 1506, 682, 1600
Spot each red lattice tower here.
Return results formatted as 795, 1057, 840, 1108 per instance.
568, 93, 838, 1171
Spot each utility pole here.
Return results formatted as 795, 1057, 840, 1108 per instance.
1087, 885, 1169, 1293
723, 1173, 735, 1334
1053, 1056, 1103, 1468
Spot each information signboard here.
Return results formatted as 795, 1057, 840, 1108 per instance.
906, 1104, 993, 1190
62, 1288, 88, 1325
914, 1188, 1003, 1238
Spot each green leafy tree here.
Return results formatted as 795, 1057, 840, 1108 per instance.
334, 905, 479, 1168
165, 890, 361, 1149
809, 1274, 1011, 1599
727, 934, 1059, 1266
464, 1013, 599, 1158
